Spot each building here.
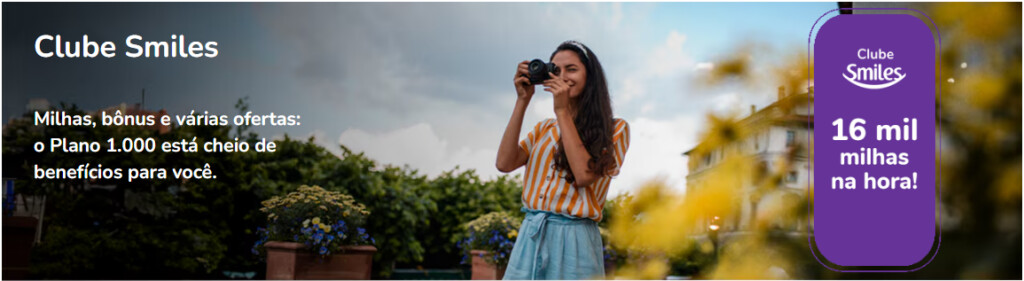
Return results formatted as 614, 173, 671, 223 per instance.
683, 86, 814, 235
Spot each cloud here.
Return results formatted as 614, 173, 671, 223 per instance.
335, 115, 701, 198
610, 3, 624, 29
252, 2, 648, 144
609, 115, 699, 196
617, 76, 648, 104
695, 62, 715, 71
710, 92, 741, 114
255, 3, 704, 199
338, 123, 500, 179
613, 30, 694, 107
270, 129, 343, 157
640, 103, 656, 115
647, 31, 691, 75
529, 96, 557, 120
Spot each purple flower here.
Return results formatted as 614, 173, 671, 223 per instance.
357, 227, 370, 241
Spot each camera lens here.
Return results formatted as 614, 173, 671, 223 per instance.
529, 60, 542, 72
528, 59, 553, 85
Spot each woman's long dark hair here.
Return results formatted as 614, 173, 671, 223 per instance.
550, 41, 616, 185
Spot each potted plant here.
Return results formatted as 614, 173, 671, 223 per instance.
456, 211, 520, 280
253, 185, 377, 280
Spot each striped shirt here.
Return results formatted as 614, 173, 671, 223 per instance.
518, 118, 630, 222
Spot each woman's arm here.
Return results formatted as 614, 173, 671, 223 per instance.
554, 111, 600, 186
496, 61, 536, 173
496, 98, 531, 172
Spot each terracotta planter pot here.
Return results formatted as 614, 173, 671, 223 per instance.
470, 250, 506, 280
265, 241, 376, 280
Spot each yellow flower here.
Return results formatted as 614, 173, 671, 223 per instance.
321, 224, 332, 233
319, 205, 328, 211
312, 217, 321, 225
508, 230, 518, 238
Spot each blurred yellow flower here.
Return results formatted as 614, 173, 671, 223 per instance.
935, 3, 1016, 43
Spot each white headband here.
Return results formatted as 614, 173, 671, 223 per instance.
564, 40, 589, 60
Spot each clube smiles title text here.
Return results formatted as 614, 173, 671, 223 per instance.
34, 34, 218, 58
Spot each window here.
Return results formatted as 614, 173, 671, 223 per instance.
787, 171, 798, 183
786, 130, 796, 147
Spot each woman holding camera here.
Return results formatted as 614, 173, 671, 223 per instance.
496, 40, 630, 280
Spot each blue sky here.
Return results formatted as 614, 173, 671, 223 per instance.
3, 2, 839, 196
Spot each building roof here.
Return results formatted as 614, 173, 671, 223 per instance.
683, 88, 814, 156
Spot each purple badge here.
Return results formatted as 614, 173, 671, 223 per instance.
811, 12, 939, 271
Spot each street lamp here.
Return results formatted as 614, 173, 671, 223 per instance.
708, 216, 720, 257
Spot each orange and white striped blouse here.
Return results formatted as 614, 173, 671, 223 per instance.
518, 118, 630, 222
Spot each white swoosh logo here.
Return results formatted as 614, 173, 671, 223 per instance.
844, 73, 906, 90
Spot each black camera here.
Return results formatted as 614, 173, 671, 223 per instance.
527, 59, 560, 84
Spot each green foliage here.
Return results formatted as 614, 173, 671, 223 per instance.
312, 147, 435, 278
666, 239, 714, 277
412, 168, 522, 269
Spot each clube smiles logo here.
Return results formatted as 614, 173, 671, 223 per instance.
842, 48, 906, 90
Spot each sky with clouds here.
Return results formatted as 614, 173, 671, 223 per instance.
3, 2, 837, 197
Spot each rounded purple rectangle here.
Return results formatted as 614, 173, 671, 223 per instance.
812, 13, 937, 268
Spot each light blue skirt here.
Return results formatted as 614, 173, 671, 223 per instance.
503, 208, 605, 280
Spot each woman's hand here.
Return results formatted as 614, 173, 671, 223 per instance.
543, 72, 572, 116
514, 60, 535, 101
